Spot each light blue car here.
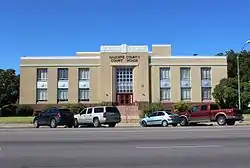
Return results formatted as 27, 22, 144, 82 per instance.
140, 110, 180, 127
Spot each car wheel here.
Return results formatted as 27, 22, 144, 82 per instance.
141, 121, 147, 127
33, 119, 39, 128
216, 115, 226, 126
162, 120, 168, 127
93, 118, 100, 127
180, 117, 188, 126
226, 120, 235, 126
74, 119, 79, 128
50, 119, 57, 128
108, 123, 116, 127
172, 123, 178, 127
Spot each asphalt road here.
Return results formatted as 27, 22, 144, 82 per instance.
0, 126, 250, 168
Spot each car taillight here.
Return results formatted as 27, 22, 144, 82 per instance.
103, 112, 107, 118
56, 113, 61, 118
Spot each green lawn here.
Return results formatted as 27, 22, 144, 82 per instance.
0, 116, 34, 124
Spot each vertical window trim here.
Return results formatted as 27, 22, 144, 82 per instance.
180, 67, 191, 80
160, 68, 171, 101
201, 67, 211, 80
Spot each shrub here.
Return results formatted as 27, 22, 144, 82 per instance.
16, 105, 33, 116
43, 104, 57, 110
173, 101, 191, 113
0, 104, 17, 117
61, 103, 86, 114
140, 103, 164, 118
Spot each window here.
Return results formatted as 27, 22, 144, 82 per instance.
36, 89, 48, 101
79, 68, 89, 80
202, 87, 212, 100
210, 104, 220, 110
201, 105, 208, 111
116, 67, 133, 93
58, 68, 68, 80
57, 88, 68, 101
79, 88, 90, 101
180, 68, 191, 101
201, 68, 211, 79
180, 68, 190, 80
157, 112, 165, 116
80, 109, 87, 115
37, 69, 48, 81
94, 107, 104, 113
160, 68, 170, 80
149, 112, 157, 117
87, 108, 92, 114
192, 106, 199, 112
181, 88, 191, 101
106, 107, 120, 113
160, 88, 170, 101
160, 68, 171, 101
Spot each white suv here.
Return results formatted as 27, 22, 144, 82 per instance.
74, 106, 121, 128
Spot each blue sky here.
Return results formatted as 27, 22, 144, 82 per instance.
1, 0, 249, 73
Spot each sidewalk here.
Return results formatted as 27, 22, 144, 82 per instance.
0, 121, 249, 128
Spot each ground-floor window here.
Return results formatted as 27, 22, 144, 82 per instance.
79, 88, 90, 101
202, 87, 212, 100
57, 88, 68, 101
181, 88, 191, 101
160, 88, 170, 101
36, 89, 48, 102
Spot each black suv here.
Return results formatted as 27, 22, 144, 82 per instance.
33, 108, 74, 128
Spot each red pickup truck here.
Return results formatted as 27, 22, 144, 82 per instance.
178, 103, 244, 126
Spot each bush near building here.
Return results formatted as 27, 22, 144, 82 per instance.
0, 104, 33, 117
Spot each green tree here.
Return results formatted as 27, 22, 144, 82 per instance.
212, 78, 250, 110
0, 69, 19, 107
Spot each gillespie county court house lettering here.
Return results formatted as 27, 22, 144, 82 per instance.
109, 56, 140, 62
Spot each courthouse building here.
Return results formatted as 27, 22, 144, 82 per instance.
19, 44, 227, 107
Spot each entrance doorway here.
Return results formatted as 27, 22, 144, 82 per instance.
116, 94, 133, 105
116, 67, 133, 105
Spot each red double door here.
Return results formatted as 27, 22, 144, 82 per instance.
116, 94, 133, 105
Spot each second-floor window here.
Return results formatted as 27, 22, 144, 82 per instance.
37, 69, 48, 81
79, 68, 89, 80
180, 68, 190, 80
201, 68, 211, 79
58, 68, 68, 80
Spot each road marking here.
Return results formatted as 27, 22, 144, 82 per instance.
136, 145, 222, 149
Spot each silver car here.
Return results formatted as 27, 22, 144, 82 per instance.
74, 106, 121, 127
140, 110, 180, 127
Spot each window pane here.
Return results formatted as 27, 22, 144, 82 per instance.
180, 68, 190, 80
160, 88, 170, 101
79, 68, 89, 80
79, 88, 90, 101
36, 89, 48, 101
181, 88, 191, 100
58, 89, 68, 101
94, 107, 104, 113
37, 69, 48, 81
202, 87, 212, 100
58, 68, 68, 80
160, 68, 170, 80
201, 68, 211, 79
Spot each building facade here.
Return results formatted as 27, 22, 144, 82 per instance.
20, 44, 227, 107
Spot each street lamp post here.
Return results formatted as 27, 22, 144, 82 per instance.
237, 40, 250, 110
